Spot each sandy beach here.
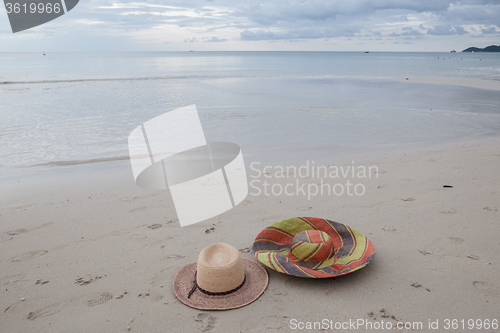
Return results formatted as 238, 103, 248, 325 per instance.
1, 134, 499, 332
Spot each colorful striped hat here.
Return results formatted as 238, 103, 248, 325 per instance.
252, 217, 375, 278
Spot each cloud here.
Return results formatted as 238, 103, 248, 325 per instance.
453, 25, 468, 34
427, 25, 468, 35
444, 3, 500, 26
206, 36, 228, 42
481, 26, 499, 34
240, 27, 358, 40
240, 30, 278, 40
235, 0, 455, 26
401, 27, 424, 37
3, 0, 500, 51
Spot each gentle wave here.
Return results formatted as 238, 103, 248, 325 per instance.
30, 156, 130, 167
0, 74, 275, 85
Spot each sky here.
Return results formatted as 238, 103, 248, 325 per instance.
1, 0, 499, 52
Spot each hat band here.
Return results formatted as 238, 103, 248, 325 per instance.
187, 271, 246, 298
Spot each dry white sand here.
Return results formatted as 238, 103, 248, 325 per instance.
1, 135, 499, 332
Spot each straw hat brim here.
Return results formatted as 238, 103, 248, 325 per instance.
172, 258, 268, 310
252, 217, 375, 278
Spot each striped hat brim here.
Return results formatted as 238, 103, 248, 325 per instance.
252, 217, 375, 278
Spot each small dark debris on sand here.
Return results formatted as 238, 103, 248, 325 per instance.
375, 309, 399, 321
411, 282, 422, 288
148, 224, 162, 230
443, 185, 453, 188
419, 250, 431, 255
75, 275, 102, 286
138, 291, 150, 298
35, 279, 49, 285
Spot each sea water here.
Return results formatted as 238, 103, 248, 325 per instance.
1, 51, 500, 178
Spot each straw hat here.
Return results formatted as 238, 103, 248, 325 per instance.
252, 217, 375, 278
172, 243, 268, 310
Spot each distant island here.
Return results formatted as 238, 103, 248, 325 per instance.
462, 45, 500, 52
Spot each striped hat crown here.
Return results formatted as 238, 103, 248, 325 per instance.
291, 230, 335, 263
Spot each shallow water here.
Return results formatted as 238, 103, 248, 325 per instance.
1, 52, 500, 177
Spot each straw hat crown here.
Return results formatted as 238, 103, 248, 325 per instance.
196, 243, 245, 293
173, 242, 268, 310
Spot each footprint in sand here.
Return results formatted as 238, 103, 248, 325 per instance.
148, 268, 170, 301
127, 234, 148, 243
194, 313, 218, 332
162, 254, 185, 260
27, 303, 63, 320
129, 206, 149, 212
3, 223, 53, 242
262, 216, 281, 223
110, 229, 131, 237
447, 237, 465, 244
10, 250, 48, 262
148, 224, 163, 230
5, 228, 29, 236
483, 206, 498, 212
240, 200, 253, 206
472, 281, 499, 298
1, 273, 29, 285
86, 292, 113, 306
25, 291, 114, 321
